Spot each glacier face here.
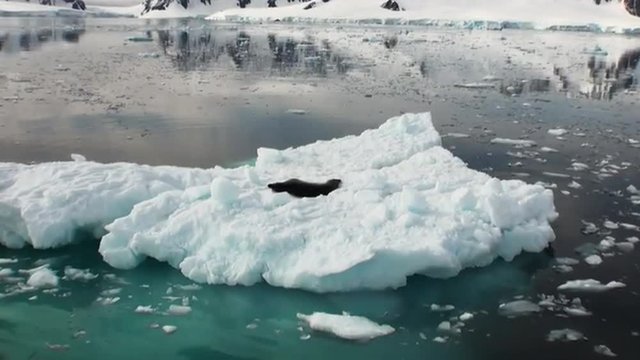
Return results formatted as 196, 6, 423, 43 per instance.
0, 113, 557, 292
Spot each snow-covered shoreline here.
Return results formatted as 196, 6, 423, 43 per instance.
1, 0, 639, 34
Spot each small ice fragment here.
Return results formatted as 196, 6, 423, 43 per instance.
561, 190, 570, 196
540, 147, 559, 153
64, 267, 98, 282
28, 295, 37, 301
459, 313, 474, 321
135, 306, 155, 314
299, 334, 311, 340
0, 268, 14, 277
548, 129, 568, 136
584, 255, 602, 266
558, 279, 626, 292
27, 268, 59, 288
296, 312, 394, 341
167, 305, 192, 316
0, 258, 18, 265
546, 329, 584, 342
490, 138, 536, 147
162, 325, 177, 334
97, 297, 120, 305
174, 284, 202, 291
433, 336, 447, 343
445, 133, 470, 138
615, 242, 634, 252
626, 236, 639, 243
100, 288, 122, 296
627, 185, 639, 194
594, 345, 617, 357
430, 304, 455, 312
570, 163, 589, 171
70, 154, 86, 162
553, 265, 574, 273
246, 323, 258, 330
286, 109, 307, 115
498, 300, 541, 317
568, 181, 582, 189
603, 220, 619, 230
437, 321, 452, 332
73, 330, 87, 339
564, 299, 591, 317
419, 332, 427, 340
581, 221, 599, 235
543, 172, 571, 178
555, 257, 580, 266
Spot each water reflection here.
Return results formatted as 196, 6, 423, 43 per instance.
500, 49, 640, 100
0, 18, 85, 54
156, 29, 351, 76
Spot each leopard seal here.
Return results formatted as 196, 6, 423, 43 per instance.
267, 179, 342, 198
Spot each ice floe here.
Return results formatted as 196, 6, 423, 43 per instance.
297, 312, 395, 341
498, 300, 541, 317
546, 329, 585, 342
558, 279, 626, 292
26, 268, 59, 289
0, 112, 557, 292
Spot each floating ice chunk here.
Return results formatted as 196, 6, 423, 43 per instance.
63, 267, 98, 281
581, 221, 599, 235
626, 236, 639, 243
46, 343, 70, 352
162, 325, 177, 334
459, 312, 474, 321
490, 138, 536, 147
558, 279, 626, 292
547, 329, 584, 342
97, 297, 120, 305
615, 242, 635, 252
1, 112, 557, 292
101, 288, 122, 296
27, 268, 59, 288
437, 321, 461, 334
603, 221, 619, 230
569, 163, 589, 171
286, 109, 307, 115
594, 345, 617, 357
564, 298, 591, 317
555, 257, 579, 266
297, 312, 394, 341
543, 172, 571, 178
548, 129, 568, 136
0, 258, 18, 265
568, 181, 582, 189
540, 147, 558, 153
167, 305, 192, 316
498, 300, 541, 317
430, 304, 455, 312
433, 336, 447, 343
174, 284, 202, 291
584, 255, 602, 266
0, 268, 14, 277
445, 133, 471, 139
135, 305, 155, 314
70, 154, 87, 162
627, 185, 639, 194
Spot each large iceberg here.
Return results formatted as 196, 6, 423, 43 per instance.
0, 113, 557, 292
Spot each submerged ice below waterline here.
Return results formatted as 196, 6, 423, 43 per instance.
0, 112, 557, 292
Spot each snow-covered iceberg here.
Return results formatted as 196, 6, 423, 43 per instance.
0, 113, 557, 292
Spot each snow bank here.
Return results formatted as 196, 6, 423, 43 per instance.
207, 0, 640, 34
297, 312, 394, 341
0, 112, 557, 292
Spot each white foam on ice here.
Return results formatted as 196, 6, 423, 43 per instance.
558, 279, 626, 292
0, 112, 557, 292
297, 312, 394, 341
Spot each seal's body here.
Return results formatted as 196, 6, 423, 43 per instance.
268, 179, 342, 198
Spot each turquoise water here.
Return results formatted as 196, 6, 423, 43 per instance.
1, 17, 640, 360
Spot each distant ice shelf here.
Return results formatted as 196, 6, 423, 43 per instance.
0, 112, 558, 292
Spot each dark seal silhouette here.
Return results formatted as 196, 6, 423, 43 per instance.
268, 179, 342, 198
